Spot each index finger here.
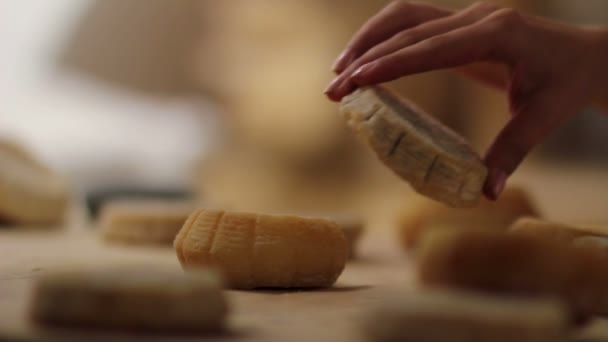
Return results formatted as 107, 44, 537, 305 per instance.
333, 1, 451, 73
349, 9, 524, 86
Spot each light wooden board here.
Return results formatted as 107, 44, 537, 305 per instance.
2, 164, 608, 341
0, 227, 416, 342
1, 228, 608, 341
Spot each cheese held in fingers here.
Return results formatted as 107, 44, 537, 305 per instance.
340, 85, 487, 207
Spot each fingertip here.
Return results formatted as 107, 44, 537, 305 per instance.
324, 87, 342, 102
483, 167, 508, 201
324, 90, 342, 102
324, 77, 341, 95
325, 78, 357, 102
332, 50, 356, 74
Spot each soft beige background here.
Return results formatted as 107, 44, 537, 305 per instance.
3, 0, 608, 217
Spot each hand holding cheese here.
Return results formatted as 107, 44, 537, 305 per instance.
327, 1, 608, 200
340, 86, 487, 207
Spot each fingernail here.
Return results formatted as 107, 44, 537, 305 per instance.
332, 50, 353, 74
492, 171, 507, 198
484, 168, 508, 200
336, 79, 356, 99
350, 63, 375, 82
324, 77, 346, 101
324, 77, 341, 94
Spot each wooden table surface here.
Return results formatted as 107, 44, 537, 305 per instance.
2, 163, 608, 341
0, 228, 416, 342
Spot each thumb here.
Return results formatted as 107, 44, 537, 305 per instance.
483, 88, 578, 200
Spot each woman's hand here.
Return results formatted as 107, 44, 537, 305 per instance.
325, 1, 608, 200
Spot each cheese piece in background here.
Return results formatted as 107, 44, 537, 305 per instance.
99, 199, 195, 246
399, 186, 539, 252
0, 140, 70, 226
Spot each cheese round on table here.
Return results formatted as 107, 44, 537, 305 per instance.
30, 266, 228, 332
175, 209, 348, 289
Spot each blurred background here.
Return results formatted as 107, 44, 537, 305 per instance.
3, 0, 608, 223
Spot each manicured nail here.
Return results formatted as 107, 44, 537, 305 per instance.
324, 77, 341, 94
334, 79, 357, 100
332, 50, 353, 74
350, 63, 375, 83
484, 168, 507, 200
492, 171, 507, 198
324, 77, 346, 101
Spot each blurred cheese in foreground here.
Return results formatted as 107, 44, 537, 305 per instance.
30, 266, 227, 332
363, 290, 568, 342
